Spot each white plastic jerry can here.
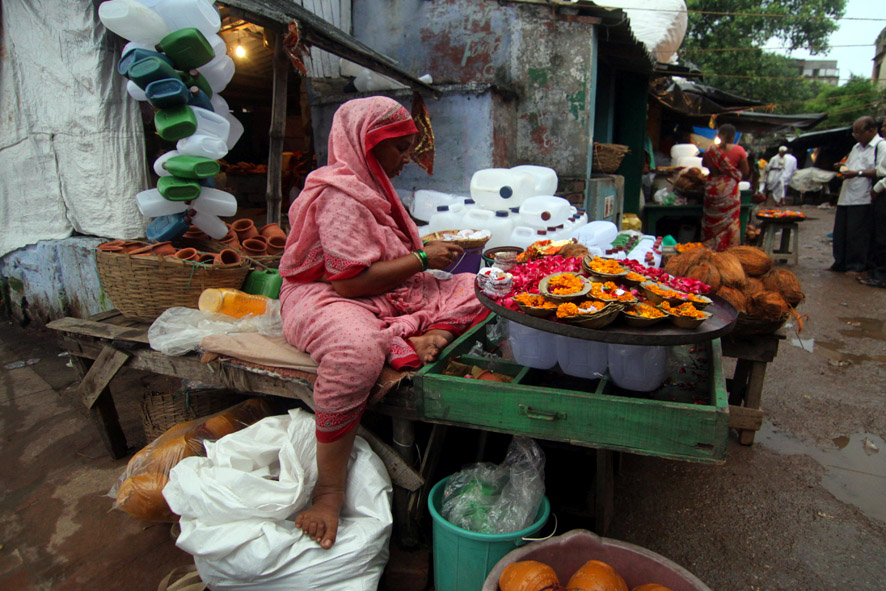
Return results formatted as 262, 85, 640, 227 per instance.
518, 195, 572, 230
469, 168, 536, 211
510, 164, 558, 196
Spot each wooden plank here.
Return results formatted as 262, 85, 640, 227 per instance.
339, 0, 351, 36
88, 309, 124, 322
77, 345, 131, 408
69, 355, 128, 459
47, 317, 150, 344
595, 449, 614, 535
721, 334, 781, 363
728, 405, 764, 430
265, 29, 288, 225
740, 361, 767, 445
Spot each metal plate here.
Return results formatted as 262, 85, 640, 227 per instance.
475, 285, 738, 345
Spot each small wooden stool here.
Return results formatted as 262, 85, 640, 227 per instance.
761, 221, 799, 265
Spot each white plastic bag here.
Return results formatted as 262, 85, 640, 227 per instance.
148, 305, 283, 356
163, 409, 393, 591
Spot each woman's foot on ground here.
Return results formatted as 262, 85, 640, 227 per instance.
857, 275, 886, 288
409, 333, 450, 364
295, 489, 345, 549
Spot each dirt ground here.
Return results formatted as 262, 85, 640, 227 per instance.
1, 204, 884, 590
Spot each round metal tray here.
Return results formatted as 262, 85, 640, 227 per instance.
476, 285, 738, 345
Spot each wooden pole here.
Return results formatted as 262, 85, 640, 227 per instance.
265, 28, 288, 225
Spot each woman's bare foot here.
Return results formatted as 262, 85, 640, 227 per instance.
409, 329, 455, 364
295, 488, 345, 549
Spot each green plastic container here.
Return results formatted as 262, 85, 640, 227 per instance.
127, 56, 179, 90
154, 105, 197, 141
157, 27, 214, 70
429, 477, 550, 591
178, 70, 213, 99
242, 269, 283, 299
157, 176, 202, 201
163, 155, 220, 179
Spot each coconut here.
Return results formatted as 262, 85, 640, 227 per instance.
711, 251, 747, 288
727, 246, 772, 277
744, 277, 765, 296
687, 262, 721, 292
747, 291, 789, 321
716, 286, 747, 313
762, 269, 805, 306
664, 246, 710, 278
558, 242, 590, 260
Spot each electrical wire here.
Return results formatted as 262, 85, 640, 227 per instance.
681, 44, 876, 53
604, 6, 886, 22
675, 70, 871, 83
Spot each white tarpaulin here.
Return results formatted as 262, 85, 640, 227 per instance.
596, 0, 688, 63
0, 0, 148, 258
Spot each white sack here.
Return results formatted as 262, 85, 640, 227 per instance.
0, 0, 148, 257
163, 409, 393, 591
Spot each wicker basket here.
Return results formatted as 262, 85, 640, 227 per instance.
731, 312, 788, 336
421, 229, 491, 250
95, 250, 250, 322
592, 142, 630, 174
141, 389, 246, 441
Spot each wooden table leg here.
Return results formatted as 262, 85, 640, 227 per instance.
595, 449, 615, 535
70, 347, 130, 459
739, 360, 767, 445
391, 417, 419, 548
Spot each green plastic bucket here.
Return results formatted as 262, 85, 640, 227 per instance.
429, 476, 550, 591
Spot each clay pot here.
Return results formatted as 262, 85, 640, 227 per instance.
214, 249, 242, 265
195, 253, 217, 264
119, 241, 144, 253
173, 247, 199, 262
241, 237, 268, 256
130, 244, 158, 256
259, 223, 287, 241
97, 240, 125, 252
150, 241, 177, 256
183, 225, 209, 240
265, 235, 286, 255
219, 229, 241, 251
231, 219, 259, 241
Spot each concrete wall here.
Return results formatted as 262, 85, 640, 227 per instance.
0, 238, 110, 325
349, 0, 599, 183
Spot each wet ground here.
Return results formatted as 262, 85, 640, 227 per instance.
1, 204, 885, 590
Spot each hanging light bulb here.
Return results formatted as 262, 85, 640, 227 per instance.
235, 44, 246, 58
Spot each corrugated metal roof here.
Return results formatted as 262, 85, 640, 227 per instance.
219, 0, 440, 96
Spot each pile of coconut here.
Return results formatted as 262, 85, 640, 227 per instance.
664, 245, 803, 333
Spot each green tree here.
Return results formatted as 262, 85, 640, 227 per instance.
804, 77, 886, 129
681, 0, 847, 108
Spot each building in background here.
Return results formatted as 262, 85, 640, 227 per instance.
874, 26, 886, 88
790, 58, 839, 86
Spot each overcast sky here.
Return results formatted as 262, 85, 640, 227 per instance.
774, 0, 885, 82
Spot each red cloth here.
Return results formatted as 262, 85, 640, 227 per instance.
701, 144, 743, 251
279, 98, 486, 442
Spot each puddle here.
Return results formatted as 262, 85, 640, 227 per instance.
757, 424, 886, 523
837, 317, 886, 341
814, 339, 886, 367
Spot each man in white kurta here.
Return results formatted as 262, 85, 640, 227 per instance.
765, 146, 788, 204
782, 149, 797, 202
829, 116, 886, 273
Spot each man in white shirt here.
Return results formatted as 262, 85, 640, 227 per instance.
765, 147, 788, 204
859, 118, 886, 287
829, 116, 885, 273
782, 148, 798, 203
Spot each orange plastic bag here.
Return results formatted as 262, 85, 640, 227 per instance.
111, 397, 274, 522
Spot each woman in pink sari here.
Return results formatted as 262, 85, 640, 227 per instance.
278, 97, 487, 549
701, 124, 749, 251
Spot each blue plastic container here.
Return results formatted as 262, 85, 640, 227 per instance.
187, 88, 214, 111
178, 70, 213, 99
127, 56, 179, 90
146, 78, 192, 109
429, 477, 550, 591
118, 48, 172, 77
146, 213, 189, 242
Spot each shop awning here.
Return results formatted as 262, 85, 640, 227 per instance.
650, 76, 828, 133
219, 0, 440, 97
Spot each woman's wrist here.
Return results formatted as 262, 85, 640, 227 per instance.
411, 249, 429, 271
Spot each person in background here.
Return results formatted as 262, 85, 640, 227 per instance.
829, 116, 885, 274
764, 146, 788, 205
782, 147, 798, 204
278, 97, 487, 549
701, 123, 749, 251
858, 118, 886, 288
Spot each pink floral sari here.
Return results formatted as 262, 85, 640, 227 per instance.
279, 97, 486, 442
702, 144, 742, 251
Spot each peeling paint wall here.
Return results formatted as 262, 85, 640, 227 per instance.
0, 238, 110, 325
350, 0, 599, 184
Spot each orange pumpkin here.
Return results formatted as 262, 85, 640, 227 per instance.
566, 560, 627, 591
499, 560, 561, 591
632, 585, 674, 591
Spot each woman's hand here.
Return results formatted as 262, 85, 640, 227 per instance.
422, 241, 464, 270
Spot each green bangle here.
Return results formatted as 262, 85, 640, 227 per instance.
412, 249, 429, 271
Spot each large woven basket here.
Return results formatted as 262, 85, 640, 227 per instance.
95, 250, 250, 322
731, 312, 788, 336
141, 389, 246, 441
593, 142, 630, 174
421, 229, 491, 250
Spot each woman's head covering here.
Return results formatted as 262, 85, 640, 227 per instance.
280, 97, 420, 282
